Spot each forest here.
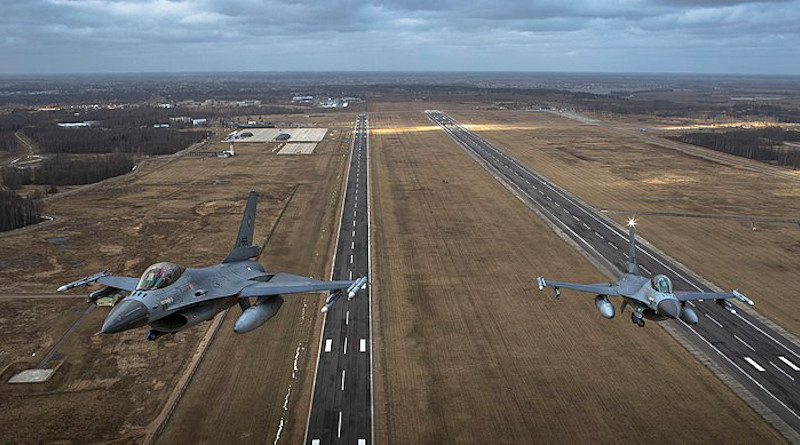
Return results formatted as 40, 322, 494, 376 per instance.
1, 154, 135, 187
24, 126, 209, 155
672, 127, 800, 168
0, 190, 40, 232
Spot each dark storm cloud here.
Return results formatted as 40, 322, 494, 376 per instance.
1, 0, 799, 73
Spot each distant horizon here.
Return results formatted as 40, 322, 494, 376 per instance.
3, 0, 799, 76
1, 70, 799, 78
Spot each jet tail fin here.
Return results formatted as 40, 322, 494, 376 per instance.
223, 191, 260, 263
626, 218, 638, 274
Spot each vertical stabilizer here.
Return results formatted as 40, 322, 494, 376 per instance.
223, 191, 261, 263
626, 218, 638, 274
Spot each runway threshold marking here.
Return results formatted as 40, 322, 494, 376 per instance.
780, 356, 800, 371
360, 338, 367, 353
325, 339, 332, 353
735, 312, 800, 362
744, 356, 767, 372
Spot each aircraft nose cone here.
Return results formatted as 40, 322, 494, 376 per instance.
657, 298, 680, 319
101, 300, 149, 334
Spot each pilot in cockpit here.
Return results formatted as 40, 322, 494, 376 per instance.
651, 274, 673, 294
136, 262, 184, 291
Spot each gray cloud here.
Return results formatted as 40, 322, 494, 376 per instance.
0, 0, 798, 73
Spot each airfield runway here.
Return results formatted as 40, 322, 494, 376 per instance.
426, 110, 800, 439
305, 114, 372, 444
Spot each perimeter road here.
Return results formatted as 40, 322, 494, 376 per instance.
426, 110, 800, 440
305, 114, 372, 444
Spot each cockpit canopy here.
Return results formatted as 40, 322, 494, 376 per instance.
651, 274, 673, 293
136, 262, 184, 291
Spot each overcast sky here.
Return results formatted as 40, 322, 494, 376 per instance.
2, 0, 799, 74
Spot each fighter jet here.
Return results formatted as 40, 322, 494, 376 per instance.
57, 191, 367, 340
536, 219, 753, 327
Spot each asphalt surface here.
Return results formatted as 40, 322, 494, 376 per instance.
306, 114, 372, 445
426, 110, 800, 437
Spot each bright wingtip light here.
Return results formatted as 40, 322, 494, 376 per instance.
627, 218, 637, 227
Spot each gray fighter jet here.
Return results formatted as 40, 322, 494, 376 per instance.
57, 191, 367, 340
536, 219, 753, 327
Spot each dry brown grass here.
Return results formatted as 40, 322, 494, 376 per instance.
157, 124, 351, 444
451, 110, 800, 336
0, 115, 352, 443
370, 111, 782, 443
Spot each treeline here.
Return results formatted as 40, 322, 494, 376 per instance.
23, 127, 208, 155
0, 131, 17, 151
1, 154, 135, 187
672, 127, 800, 168
0, 190, 40, 232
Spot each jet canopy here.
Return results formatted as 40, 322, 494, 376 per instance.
136, 262, 184, 291
651, 274, 673, 293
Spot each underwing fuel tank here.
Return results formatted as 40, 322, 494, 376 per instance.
233, 295, 284, 334
680, 304, 699, 324
594, 295, 615, 319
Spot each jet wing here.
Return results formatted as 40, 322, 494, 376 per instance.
239, 273, 356, 298
537, 277, 619, 296
675, 290, 754, 306
97, 276, 138, 292
57, 270, 137, 293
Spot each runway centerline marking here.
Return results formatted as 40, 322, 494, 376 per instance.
771, 361, 796, 381
705, 313, 723, 328
734, 335, 756, 352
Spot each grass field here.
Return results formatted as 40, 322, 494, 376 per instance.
449, 110, 800, 337
369, 111, 782, 443
0, 113, 355, 443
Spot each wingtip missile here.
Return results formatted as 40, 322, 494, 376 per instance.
321, 291, 341, 313
57, 270, 108, 292
348, 276, 368, 300
731, 289, 754, 306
